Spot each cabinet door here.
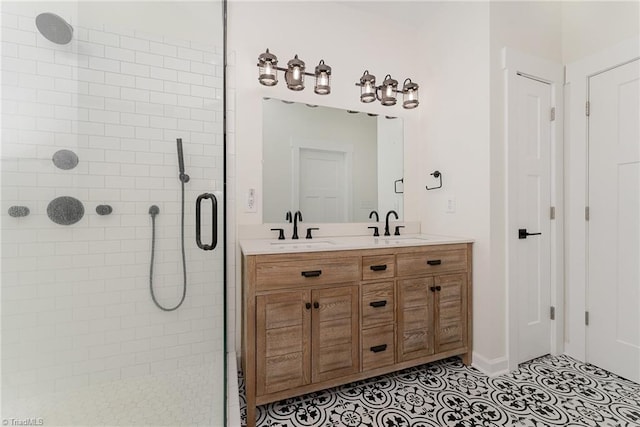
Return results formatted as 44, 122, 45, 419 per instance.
311, 286, 360, 382
256, 290, 311, 396
397, 277, 435, 361
434, 273, 467, 353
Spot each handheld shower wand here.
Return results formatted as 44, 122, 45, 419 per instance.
148, 138, 190, 312
176, 138, 190, 183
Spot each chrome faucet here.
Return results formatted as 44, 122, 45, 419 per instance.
292, 211, 303, 239
384, 210, 399, 236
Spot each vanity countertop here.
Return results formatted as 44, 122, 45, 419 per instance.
240, 234, 473, 255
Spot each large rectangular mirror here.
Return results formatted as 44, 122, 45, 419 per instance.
262, 98, 404, 223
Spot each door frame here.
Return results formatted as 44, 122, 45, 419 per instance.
503, 48, 564, 371
291, 138, 353, 221
565, 36, 640, 361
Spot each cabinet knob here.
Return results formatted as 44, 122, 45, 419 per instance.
305, 302, 311, 310
313, 301, 319, 309
430, 286, 436, 292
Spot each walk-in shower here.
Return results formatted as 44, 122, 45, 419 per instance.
1, 2, 227, 425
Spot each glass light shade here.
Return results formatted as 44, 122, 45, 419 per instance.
359, 70, 376, 103
314, 60, 331, 95
257, 49, 278, 86
380, 75, 398, 106
285, 54, 305, 91
402, 79, 419, 109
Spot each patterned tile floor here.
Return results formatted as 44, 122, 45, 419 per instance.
239, 355, 640, 426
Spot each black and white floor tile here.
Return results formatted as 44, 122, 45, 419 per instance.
238, 354, 640, 426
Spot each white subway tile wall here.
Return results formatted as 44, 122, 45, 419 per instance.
1, 10, 226, 402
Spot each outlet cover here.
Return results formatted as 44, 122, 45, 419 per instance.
245, 188, 257, 213
446, 196, 456, 213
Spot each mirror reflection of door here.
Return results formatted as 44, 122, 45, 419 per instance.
295, 148, 352, 222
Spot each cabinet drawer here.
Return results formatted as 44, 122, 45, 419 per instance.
362, 324, 395, 371
361, 282, 395, 327
397, 248, 467, 277
256, 257, 360, 290
362, 255, 395, 281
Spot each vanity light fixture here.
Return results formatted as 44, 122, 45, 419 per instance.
257, 49, 332, 95
356, 70, 419, 109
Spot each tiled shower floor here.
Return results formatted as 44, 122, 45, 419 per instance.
2, 362, 221, 426
239, 355, 640, 426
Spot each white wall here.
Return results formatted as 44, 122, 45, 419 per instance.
1, 2, 225, 399
562, 1, 640, 63
413, 2, 497, 365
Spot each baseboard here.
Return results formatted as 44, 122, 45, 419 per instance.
471, 352, 510, 377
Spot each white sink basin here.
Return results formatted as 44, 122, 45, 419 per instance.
375, 236, 430, 245
269, 240, 335, 249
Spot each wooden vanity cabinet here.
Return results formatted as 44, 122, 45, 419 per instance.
397, 246, 470, 364
243, 243, 472, 427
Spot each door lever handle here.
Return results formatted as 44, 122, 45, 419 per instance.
518, 228, 542, 239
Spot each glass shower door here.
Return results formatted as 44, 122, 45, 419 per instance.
1, 1, 226, 425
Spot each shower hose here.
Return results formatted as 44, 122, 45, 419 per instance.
148, 180, 187, 311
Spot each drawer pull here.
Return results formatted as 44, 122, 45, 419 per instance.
370, 265, 388, 271
369, 300, 387, 308
301, 270, 322, 278
370, 344, 388, 353
426, 259, 442, 266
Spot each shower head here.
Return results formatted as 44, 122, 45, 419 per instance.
35, 12, 73, 45
176, 138, 190, 183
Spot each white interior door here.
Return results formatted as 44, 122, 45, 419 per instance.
298, 148, 349, 222
516, 74, 552, 363
587, 59, 640, 383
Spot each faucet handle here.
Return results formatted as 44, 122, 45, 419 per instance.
394, 225, 405, 236
270, 228, 285, 240
285, 211, 292, 223
305, 227, 319, 239
368, 226, 379, 237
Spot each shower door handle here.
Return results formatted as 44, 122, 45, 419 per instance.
196, 193, 217, 251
